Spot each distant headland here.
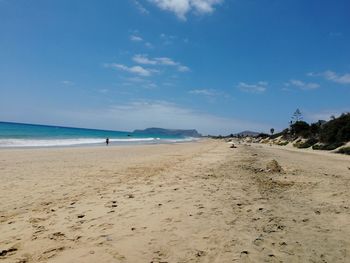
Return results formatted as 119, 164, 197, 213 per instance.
133, 128, 201, 137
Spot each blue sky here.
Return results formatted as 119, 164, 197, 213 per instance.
1, 0, 349, 134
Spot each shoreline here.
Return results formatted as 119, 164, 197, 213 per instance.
0, 137, 201, 150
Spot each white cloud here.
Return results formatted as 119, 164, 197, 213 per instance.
130, 35, 143, 42
189, 89, 232, 102
134, 0, 150, 14
124, 76, 149, 83
104, 63, 152, 77
237, 81, 267, 94
61, 80, 74, 86
160, 33, 177, 45
308, 70, 350, 85
189, 89, 216, 96
98, 89, 109, 93
132, 54, 190, 72
149, 0, 223, 20
287, 79, 320, 90
155, 57, 178, 66
177, 65, 190, 72
322, 70, 350, 85
133, 54, 158, 65
56, 100, 271, 135
145, 42, 154, 48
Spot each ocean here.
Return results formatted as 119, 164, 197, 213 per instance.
0, 122, 197, 148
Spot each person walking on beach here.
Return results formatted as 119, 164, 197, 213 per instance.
106, 138, 109, 146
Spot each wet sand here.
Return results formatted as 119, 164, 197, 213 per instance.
0, 140, 349, 262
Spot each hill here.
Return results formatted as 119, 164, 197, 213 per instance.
133, 128, 201, 137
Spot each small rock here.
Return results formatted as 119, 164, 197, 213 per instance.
77, 214, 85, 219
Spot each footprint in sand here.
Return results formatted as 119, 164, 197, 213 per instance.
41, 246, 65, 260
48, 232, 66, 241
0, 247, 18, 257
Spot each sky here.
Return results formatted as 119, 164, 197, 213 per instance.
0, 0, 350, 135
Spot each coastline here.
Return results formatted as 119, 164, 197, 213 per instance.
0, 137, 201, 150
1, 139, 349, 262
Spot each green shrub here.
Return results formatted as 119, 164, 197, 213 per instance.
270, 132, 283, 139
319, 113, 350, 144
312, 142, 344, 151
312, 144, 321, 150
257, 133, 270, 138
290, 121, 311, 138
296, 138, 318, 148
277, 141, 289, 146
337, 147, 350, 155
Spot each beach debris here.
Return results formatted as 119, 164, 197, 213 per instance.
230, 144, 237, 148
127, 194, 134, 198
77, 214, 85, 219
266, 160, 283, 173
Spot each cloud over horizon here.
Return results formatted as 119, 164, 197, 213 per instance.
52, 100, 271, 135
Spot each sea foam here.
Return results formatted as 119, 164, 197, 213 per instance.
0, 138, 157, 147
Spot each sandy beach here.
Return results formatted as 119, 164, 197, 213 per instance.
1, 140, 349, 262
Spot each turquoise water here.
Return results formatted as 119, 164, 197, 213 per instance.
0, 122, 195, 148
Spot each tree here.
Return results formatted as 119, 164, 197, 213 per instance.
290, 121, 310, 138
292, 108, 303, 123
270, 128, 275, 135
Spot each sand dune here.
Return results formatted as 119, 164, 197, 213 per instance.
0, 140, 349, 262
